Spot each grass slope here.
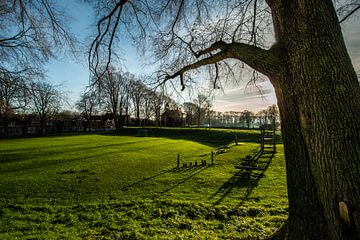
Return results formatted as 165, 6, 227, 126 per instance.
0, 128, 288, 239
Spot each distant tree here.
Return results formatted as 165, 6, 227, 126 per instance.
129, 79, 146, 125
119, 72, 132, 126
193, 94, 212, 127
257, 105, 279, 128
161, 109, 183, 127
151, 91, 165, 126
266, 104, 279, 126
76, 90, 99, 131
142, 88, 155, 125
29, 82, 63, 135
0, 72, 28, 136
240, 110, 255, 129
182, 102, 197, 126
206, 109, 216, 128
95, 68, 130, 130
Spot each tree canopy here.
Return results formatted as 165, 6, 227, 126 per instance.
88, 0, 359, 88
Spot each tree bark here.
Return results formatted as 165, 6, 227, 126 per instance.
268, 0, 360, 239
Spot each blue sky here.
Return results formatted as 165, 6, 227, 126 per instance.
47, 1, 154, 106
46, 1, 360, 113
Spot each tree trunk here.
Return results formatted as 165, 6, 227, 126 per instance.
119, 99, 124, 128
136, 108, 140, 126
40, 118, 46, 136
125, 104, 129, 126
3, 118, 10, 137
197, 108, 201, 127
155, 108, 160, 126
268, 0, 360, 239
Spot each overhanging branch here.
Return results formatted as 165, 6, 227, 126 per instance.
165, 50, 231, 90
164, 41, 281, 90
89, 0, 128, 78
195, 40, 228, 57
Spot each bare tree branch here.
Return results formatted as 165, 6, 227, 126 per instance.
339, 4, 360, 23
164, 41, 281, 90
88, 0, 128, 77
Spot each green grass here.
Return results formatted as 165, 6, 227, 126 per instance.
0, 128, 288, 239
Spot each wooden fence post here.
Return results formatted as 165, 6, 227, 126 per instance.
177, 154, 180, 168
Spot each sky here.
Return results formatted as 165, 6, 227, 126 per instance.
46, 1, 360, 113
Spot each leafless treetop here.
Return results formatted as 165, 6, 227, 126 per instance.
88, 0, 359, 90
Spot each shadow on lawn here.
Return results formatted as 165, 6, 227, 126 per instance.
121, 168, 176, 191
102, 127, 273, 147
120, 165, 209, 194
0, 138, 159, 166
209, 150, 275, 205
1, 127, 282, 149
162, 166, 209, 193
0, 151, 109, 175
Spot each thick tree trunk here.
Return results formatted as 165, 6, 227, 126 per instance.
268, 0, 360, 239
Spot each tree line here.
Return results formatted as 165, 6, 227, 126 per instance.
76, 67, 180, 130
183, 95, 279, 128
0, 72, 64, 136
1, 66, 279, 136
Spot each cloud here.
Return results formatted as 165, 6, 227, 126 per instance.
213, 81, 276, 112
343, 17, 360, 71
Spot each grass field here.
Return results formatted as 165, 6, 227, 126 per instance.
0, 128, 288, 239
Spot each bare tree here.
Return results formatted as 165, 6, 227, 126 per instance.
129, 79, 146, 125
76, 90, 99, 131
0, 0, 76, 81
182, 102, 197, 126
266, 104, 279, 126
29, 81, 63, 135
119, 72, 133, 126
152, 90, 166, 126
0, 72, 28, 136
192, 94, 212, 127
239, 110, 255, 129
94, 67, 131, 130
142, 88, 156, 125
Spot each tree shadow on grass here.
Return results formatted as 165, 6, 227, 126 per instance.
121, 168, 176, 191
209, 150, 275, 205
0, 151, 111, 175
172, 165, 204, 173
0, 138, 160, 167
120, 165, 209, 194
162, 166, 209, 194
